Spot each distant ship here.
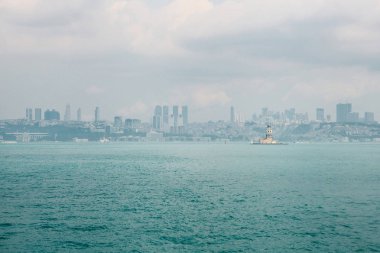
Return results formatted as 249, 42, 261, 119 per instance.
250, 125, 287, 145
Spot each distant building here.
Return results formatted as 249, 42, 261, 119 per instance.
64, 104, 71, 121
230, 106, 235, 123
77, 108, 82, 121
163, 105, 169, 131
285, 108, 296, 122
125, 119, 141, 130
26, 108, 33, 121
364, 112, 375, 123
95, 106, 100, 122
336, 103, 352, 122
114, 116, 123, 128
316, 108, 324, 122
35, 108, 42, 121
153, 105, 162, 130
347, 112, 359, 122
182, 105, 188, 126
326, 114, 332, 122
172, 105, 179, 133
44, 109, 60, 121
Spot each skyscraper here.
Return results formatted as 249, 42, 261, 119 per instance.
316, 108, 324, 122
26, 108, 33, 121
95, 106, 100, 122
153, 105, 162, 130
77, 108, 82, 121
230, 106, 235, 123
64, 104, 71, 121
35, 108, 42, 121
172, 105, 179, 132
114, 116, 123, 128
163, 105, 169, 131
336, 103, 352, 122
182, 105, 188, 126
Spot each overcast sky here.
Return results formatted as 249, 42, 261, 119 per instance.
1, 0, 380, 122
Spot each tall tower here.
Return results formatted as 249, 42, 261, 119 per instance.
95, 106, 100, 122
153, 105, 162, 130
77, 108, 82, 121
182, 105, 188, 126
316, 108, 325, 122
172, 105, 179, 132
64, 104, 71, 121
230, 106, 235, 123
35, 108, 42, 121
26, 108, 33, 121
162, 105, 169, 131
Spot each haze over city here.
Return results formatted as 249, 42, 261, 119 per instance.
1, 0, 380, 121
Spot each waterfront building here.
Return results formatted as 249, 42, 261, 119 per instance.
35, 108, 42, 121
316, 108, 324, 122
336, 103, 352, 122
44, 109, 60, 121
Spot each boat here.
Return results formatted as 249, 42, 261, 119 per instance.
250, 125, 287, 145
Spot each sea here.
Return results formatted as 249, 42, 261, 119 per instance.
0, 142, 379, 252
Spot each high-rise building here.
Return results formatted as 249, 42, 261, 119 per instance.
125, 119, 141, 130
347, 112, 359, 122
182, 105, 188, 126
163, 105, 169, 130
230, 106, 235, 123
336, 103, 352, 122
316, 108, 324, 122
114, 116, 123, 128
35, 108, 42, 121
364, 112, 375, 123
26, 108, 33, 121
172, 105, 179, 132
153, 105, 162, 130
44, 110, 60, 121
64, 104, 71, 121
95, 106, 100, 122
77, 108, 82, 121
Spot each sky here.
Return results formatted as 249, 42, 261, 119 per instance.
1, 0, 380, 122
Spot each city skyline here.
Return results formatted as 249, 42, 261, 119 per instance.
11, 102, 377, 124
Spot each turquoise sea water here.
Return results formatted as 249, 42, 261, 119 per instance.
0, 143, 379, 252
